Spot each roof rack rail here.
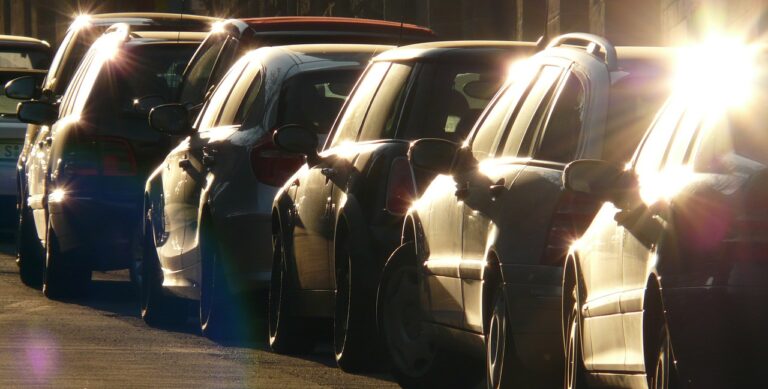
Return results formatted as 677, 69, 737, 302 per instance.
104, 22, 131, 38
546, 33, 618, 71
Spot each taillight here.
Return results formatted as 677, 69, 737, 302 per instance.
250, 137, 305, 187
386, 157, 417, 215
541, 191, 601, 266
100, 138, 136, 176
60, 137, 136, 177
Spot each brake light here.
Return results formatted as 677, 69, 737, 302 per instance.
101, 138, 137, 176
386, 157, 416, 215
250, 135, 305, 187
541, 191, 601, 266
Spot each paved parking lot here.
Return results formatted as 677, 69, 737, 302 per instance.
0, 242, 397, 388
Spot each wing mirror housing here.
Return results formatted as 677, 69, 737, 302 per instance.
17, 100, 57, 126
564, 159, 637, 206
5, 76, 40, 100
149, 103, 192, 135
132, 95, 166, 115
408, 138, 459, 175
273, 124, 320, 165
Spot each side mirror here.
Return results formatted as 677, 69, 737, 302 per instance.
17, 100, 57, 126
564, 159, 635, 204
132, 95, 166, 115
149, 104, 191, 135
273, 124, 320, 165
408, 138, 459, 175
4, 76, 39, 100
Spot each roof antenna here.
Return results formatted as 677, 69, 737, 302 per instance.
397, 0, 405, 47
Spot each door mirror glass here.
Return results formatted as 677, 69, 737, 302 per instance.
564, 159, 634, 203
409, 138, 459, 175
17, 100, 57, 125
149, 103, 191, 135
4, 76, 40, 100
273, 124, 320, 164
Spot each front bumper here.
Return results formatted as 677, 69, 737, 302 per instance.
48, 193, 140, 271
501, 264, 564, 376
664, 285, 768, 388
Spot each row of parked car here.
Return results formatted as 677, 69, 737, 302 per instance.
4, 11, 767, 389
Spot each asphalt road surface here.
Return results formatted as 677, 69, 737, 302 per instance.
0, 242, 398, 388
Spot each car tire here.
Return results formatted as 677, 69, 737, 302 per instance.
268, 232, 314, 354
199, 224, 236, 340
379, 243, 479, 389
486, 284, 529, 389
17, 202, 44, 288
42, 218, 90, 299
649, 325, 672, 389
564, 281, 587, 389
334, 236, 378, 373
140, 220, 187, 327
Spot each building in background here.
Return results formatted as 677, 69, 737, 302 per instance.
3, 0, 768, 50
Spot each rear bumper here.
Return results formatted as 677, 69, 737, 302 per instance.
665, 285, 768, 388
48, 194, 139, 271
501, 264, 564, 376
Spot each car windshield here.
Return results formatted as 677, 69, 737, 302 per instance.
276, 69, 361, 134
397, 61, 506, 142
0, 47, 49, 69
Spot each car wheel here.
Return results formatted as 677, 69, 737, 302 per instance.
379, 244, 479, 388
140, 220, 187, 327
334, 237, 378, 372
268, 232, 314, 354
199, 226, 235, 340
42, 218, 90, 299
17, 202, 43, 288
564, 282, 587, 389
486, 284, 528, 388
649, 326, 671, 389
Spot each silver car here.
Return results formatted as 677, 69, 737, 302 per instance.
143, 43, 390, 338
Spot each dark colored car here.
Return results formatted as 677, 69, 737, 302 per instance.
376, 34, 676, 388
176, 16, 436, 116
270, 41, 534, 371
143, 44, 387, 338
16, 25, 205, 298
562, 46, 768, 389
10, 12, 218, 287
0, 34, 50, 227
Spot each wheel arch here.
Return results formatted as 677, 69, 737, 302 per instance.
642, 273, 670, 375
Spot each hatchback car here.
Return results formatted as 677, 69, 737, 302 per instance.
562, 43, 768, 389
16, 25, 205, 298
0, 34, 50, 227
143, 44, 388, 338
177, 16, 435, 117
10, 12, 217, 287
377, 34, 676, 388
270, 40, 534, 371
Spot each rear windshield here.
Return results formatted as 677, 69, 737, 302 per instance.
276, 69, 361, 134
397, 61, 506, 142
0, 47, 49, 70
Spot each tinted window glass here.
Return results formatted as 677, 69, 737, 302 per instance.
235, 71, 264, 127
534, 72, 586, 163
0, 48, 49, 69
357, 63, 412, 142
398, 62, 505, 142
328, 62, 390, 148
634, 98, 686, 176
277, 69, 361, 135
51, 27, 103, 95
197, 57, 248, 130
693, 102, 768, 174
178, 33, 228, 106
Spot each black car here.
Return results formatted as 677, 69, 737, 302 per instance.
270, 40, 534, 371
16, 25, 205, 297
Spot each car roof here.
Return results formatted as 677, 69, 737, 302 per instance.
274, 43, 394, 61
75, 12, 219, 31
0, 34, 50, 50
373, 40, 536, 62
128, 31, 209, 44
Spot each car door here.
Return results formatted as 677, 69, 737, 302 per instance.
291, 62, 390, 290
177, 56, 250, 270
620, 98, 697, 372
458, 62, 567, 332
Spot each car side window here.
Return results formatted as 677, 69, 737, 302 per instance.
633, 97, 687, 176
59, 49, 96, 118
501, 65, 564, 157
357, 63, 413, 142
196, 58, 248, 131
218, 63, 262, 127
178, 33, 228, 106
532, 72, 586, 163
328, 62, 390, 149
236, 71, 264, 128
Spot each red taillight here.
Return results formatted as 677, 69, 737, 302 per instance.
250, 137, 305, 187
100, 138, 137, 176
386, 157, 417, 215
61, 137, 136, 177
541, 191, 601, 266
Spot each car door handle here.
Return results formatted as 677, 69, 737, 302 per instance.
45, 137, 52, 146
321, 168, 337, 179
489, 184, 505, 197
455, 184, 470, 200
202, 146, 216, 167
178, 158, 192, 169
